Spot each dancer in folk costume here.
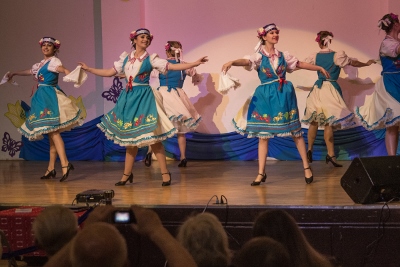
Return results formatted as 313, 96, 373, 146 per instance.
144, 41, 202, 168
356, 13, 400, 156
79, 28, 207, 186
221, 23, 329, 185
302, 31, 375, 166
6, 37, 83, 182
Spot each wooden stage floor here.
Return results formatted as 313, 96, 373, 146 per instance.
0, 159, 396, 208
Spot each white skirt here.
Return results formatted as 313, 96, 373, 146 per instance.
302, 82, 355, 130
355, 77, 400, 130
157, 86, 201, 133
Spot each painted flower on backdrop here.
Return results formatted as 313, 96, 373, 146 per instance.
68, 95, 87, 119
4, 100, 27, 128
102, 77, 123, 103
2, 132, 23, 157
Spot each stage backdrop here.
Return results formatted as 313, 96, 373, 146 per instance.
0, 0, 399, 160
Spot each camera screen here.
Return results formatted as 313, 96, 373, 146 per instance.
114, 211, 130, 223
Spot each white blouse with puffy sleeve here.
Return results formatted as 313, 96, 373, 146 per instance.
244, 48, 299, 73
304, 49, 351, 67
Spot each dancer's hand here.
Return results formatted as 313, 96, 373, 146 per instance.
319, 67, 330, 79
78, 62, 90, 71
221, 61, 233, 74
6, 72, 15, 80
193, 56, 208, 67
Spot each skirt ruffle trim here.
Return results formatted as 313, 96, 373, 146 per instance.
354, 107, 400, 130
169, 115, 202, 131
97, 123, 177, 147
18, 110, 84, 141
233, 120, 303, 139
301, 111, 356, 130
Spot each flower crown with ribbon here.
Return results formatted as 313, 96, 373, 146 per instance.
257, 23, 279, 38
165, 42, 183, 62
129, 28, 154, 42
39, 37, 61, 49
315, 32, 334, 47
254, 23, 279, 52
378, 13, 399, 29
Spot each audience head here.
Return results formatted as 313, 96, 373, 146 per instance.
32, 205, 78, 257
234, 236, 290, 267
253, 209, 333, 267
69, 222, 127, 267
177, 212, 230, 267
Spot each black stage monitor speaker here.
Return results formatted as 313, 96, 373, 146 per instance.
340, 156, 400, 204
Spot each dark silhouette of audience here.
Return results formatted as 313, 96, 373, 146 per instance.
32, 205, 78, 257
2, 205, 340, 267
233, 236, 291, 267
252, 210, 334, 267
177, 212, 231, 267
44, 205, 197, 267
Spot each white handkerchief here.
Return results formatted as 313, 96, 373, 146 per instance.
63, 66, 88, 88
0, 72, 18, 86
218, 72, 240, 94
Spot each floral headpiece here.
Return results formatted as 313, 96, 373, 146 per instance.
378, 13, 399, 29
129, 28, 153, 41
315, 32, 334, 47
39, 37, 61, 49
254, 23, 279, 52
165, 42, 183, 61
257, 23, 279, 38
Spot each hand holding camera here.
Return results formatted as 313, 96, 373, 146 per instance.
112, 210, 137, 224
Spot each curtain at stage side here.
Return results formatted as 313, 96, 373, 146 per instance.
163, 127, 389, 161
19, 116, 394, 161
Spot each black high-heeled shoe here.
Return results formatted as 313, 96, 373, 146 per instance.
304, 166, 313, 184
161, 172, 171, 186
115, 173, 134, 186
326, 154, 343, 167
307, 150, 313, 163
178, 158, 187, 167
60, 163, 74, 182
251, 173, 267, 186
41, 169, 56, 179
144, 153, 152, 167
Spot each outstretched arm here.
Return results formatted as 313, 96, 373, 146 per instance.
131, 205, 197, 267
350, 59, 376, 68
78, 62, 117, 77
297, 61, 330, 78
56, 65, 70, 75
7, 69, 32, 79
168, 56, 208, 71
221, 59, 250, 73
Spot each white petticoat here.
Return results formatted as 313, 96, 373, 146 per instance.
355, 77, 400, 130
301, 82, 355, 130
155, 86, 201, 133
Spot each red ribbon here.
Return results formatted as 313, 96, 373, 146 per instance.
126, 76, 133, 91
30, 84, 38, 97
278, 77, 287, 90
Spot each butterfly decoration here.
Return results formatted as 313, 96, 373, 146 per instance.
102, 77, 123, 103
1, 132, 23, 157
